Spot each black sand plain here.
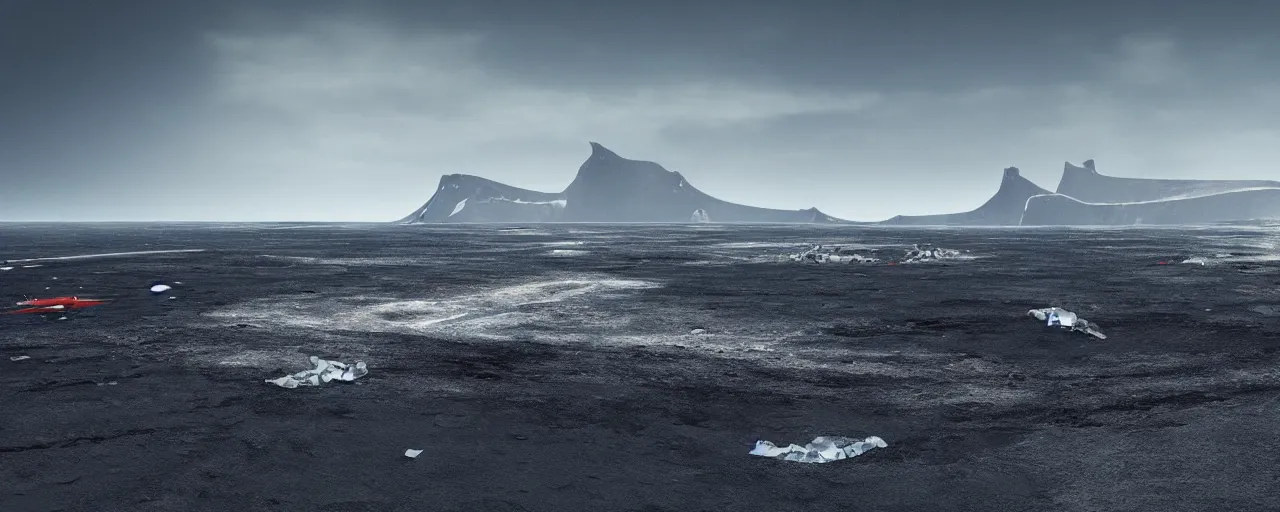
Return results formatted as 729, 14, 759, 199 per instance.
2, 223, 1279, 512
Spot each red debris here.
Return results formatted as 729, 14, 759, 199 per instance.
7, 296, 108, 315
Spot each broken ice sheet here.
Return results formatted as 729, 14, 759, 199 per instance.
899, 244, 966, 264
787, 244, 880, 264
1028, 307, 1107, 339
265, 355, 369, 389
749, 436, 887, 463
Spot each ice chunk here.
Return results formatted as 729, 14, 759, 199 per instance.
405, 449, 423, 458
900, 244, 965, 263
690, 208, 710, 223
750, 436, 887, 463
1048, 309, 1076, 327
265, 355, 369, 389
10, 355, 31, 361
1028, 307, 1106, 339
150, 283, 172, 294
788, 244, 880, 264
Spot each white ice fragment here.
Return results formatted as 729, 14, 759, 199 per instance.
150, 284, 172, 294
750, 436, 887, 463
788, 244, 880, 264
900, 244, 965, 264
0, 267, 11, 271
405, 449, 423, 458
1028, 307, 1106, 339
690, 328, 707, 335
1182, 257, 1208, 265
265, 355, 369, 389
10, 355, 31, 361
1048, 309, 1076, 327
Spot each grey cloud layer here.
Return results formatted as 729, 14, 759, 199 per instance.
1, 1, 1278, 221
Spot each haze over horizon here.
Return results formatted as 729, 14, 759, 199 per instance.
3, 0, 1279, 222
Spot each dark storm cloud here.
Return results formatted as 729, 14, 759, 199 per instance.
1, 0, 1279, 221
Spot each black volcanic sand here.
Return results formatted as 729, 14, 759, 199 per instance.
2, 224, 1279, 512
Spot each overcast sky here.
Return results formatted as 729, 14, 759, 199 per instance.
2, 0, 1278, 221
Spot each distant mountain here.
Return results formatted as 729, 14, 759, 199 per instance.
398, 146, 1280, 227
878, 167, 1051, 226
397, 175, 564, 223
1021, 188, 1280, 226
1019, 160, 1280, 225
1055, 159, 1280, 203
400, 142, 843, 224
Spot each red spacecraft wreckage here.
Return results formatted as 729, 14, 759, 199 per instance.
6, 296, 109, 317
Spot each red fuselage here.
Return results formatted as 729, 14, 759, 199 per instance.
9, 296, 107, 314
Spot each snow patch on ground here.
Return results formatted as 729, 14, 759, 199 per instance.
547, 249, 590, 257
497, 228, 551, 236
258, 255, 432, 266
203, 276, 661, 340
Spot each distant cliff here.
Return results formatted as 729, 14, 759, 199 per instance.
400, 142, 844, 224
397, 174, 565, 223
1018, 160, 1280, 225
399, 147, 1280, 227
1054, 159, 1280, 203
1021, 189, 1280, 226
879, 167, 1051, 226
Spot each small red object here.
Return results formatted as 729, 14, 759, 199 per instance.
8, 296, 107, 314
